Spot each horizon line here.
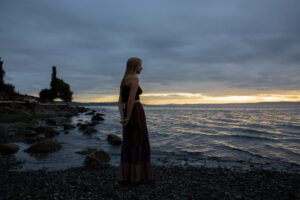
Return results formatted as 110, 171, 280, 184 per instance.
70, 100, 300, 106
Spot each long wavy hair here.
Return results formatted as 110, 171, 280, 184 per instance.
119, 57, 142, 91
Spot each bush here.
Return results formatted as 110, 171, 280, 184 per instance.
39, 88, 54, 102
0, 83, 15, 95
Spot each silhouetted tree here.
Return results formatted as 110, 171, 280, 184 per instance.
59, 80, 73, 102
39, 88, 54, 102
0, 57, 5, 86
39, 66, 73, 102
50, 66, 58, 92
0, 58, 16, 96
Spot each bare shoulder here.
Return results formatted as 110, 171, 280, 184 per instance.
124, 75, 139, 86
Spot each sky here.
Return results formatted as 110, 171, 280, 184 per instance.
0, 0, 300, 104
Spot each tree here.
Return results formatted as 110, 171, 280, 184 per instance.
0, 58, 16, 97
39, 66, 73, 102
39, 88, 54, 102
59, 82, 73, 102
0, 58, 5, 86
50, 66, 58, 91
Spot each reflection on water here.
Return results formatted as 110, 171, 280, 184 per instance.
14, 103, 300, 172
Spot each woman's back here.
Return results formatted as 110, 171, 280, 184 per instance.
121, 85, 142, 103
121, 76, 143, 103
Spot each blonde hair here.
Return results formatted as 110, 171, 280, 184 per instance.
120, 57, 142, 90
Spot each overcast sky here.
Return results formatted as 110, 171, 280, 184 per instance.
1, 0, 300, 103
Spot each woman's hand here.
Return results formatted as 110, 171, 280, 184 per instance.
120, 117, 130, 126
120, 115, 124, 124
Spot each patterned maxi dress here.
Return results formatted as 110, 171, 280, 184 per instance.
118, 85, 153, 183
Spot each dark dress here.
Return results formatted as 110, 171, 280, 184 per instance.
118, 85, 153, 183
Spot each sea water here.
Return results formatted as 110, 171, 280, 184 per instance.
13, 103, 300, 172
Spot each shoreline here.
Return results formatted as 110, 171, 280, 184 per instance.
1, 101, 300, 199
0, 164, 299, 200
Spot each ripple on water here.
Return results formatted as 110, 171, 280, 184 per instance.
12, 103, 300, 172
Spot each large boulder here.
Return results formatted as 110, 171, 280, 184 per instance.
84, 149, 110, 169
0, 143, 19, 155
107, 134, 122, 145
84, 126, 98, 135
24, 140, 61, 154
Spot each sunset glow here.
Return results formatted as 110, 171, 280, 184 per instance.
69, 92, 300, 105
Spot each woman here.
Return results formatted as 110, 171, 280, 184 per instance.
118, 57, 153, 186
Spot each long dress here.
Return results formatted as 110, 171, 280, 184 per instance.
118, 85, 153, 183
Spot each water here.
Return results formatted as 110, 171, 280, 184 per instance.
14, 103, 300, 172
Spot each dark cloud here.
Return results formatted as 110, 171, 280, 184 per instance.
0, 0, 299, 98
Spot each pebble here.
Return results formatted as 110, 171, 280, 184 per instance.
1, 165, 299, 200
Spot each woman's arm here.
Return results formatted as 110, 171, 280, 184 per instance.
118, 90, 125, 123
123, 77, 139, 125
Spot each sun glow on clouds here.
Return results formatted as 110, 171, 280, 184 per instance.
73, 92, 300, 105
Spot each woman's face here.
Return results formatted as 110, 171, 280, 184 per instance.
136, 63, 143, 74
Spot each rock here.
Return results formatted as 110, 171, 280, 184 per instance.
33, 126, 60, 138
79, 124, 89, 130
84, 126, 98, 135
45, 119, 57, 125
24, 140, 61, 154
84, 149, 110, 168
34, 126, 46, 134
24, 130, 38, 137
44, 127, 60, 138
64, 113, 74, 118
0, 132, 9, 140
76, 122, 82, 127
95, 113, 105, 116
91, 114, 104, 121
75, 147, 98, 155
24, 136, 46, 144
15, 130, 37, 138
85, 111, 95, 115
63, 124, 76, 130
107, 134, 122, 145
76, 106, 88, 113
25, 123, 37, 131
0, 143, 19, 155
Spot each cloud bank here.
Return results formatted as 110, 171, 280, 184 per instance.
0, 0, 299, 103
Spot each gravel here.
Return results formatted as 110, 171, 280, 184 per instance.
0, 164, 299, 200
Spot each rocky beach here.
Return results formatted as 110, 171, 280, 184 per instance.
1, 164, 299, 200
0, 101, 299, 200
